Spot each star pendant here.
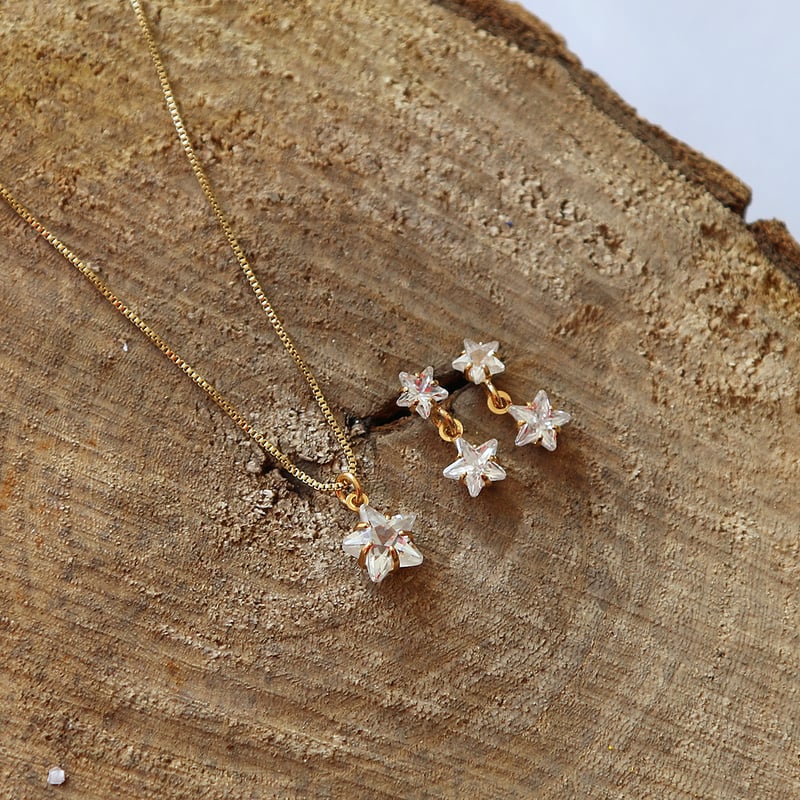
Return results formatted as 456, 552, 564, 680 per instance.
508, 389, 571, 450
396, 365, 449, 419
443, 437, 507, 497
452, 339, 505, 385
342, 504, 423, 584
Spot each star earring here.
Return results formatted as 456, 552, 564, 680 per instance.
397, 366, 507, 497
452, 339, 571, 452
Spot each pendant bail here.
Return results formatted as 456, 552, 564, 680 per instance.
485, 380, 512, 414
335, 472, 369, 512
430, 405, 464, 442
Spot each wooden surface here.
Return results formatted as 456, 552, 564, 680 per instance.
1, 2, 798, 797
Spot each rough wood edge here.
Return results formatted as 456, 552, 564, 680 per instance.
433, 0, 751, 215
749, 218, 800, 287
433, 0, 800, 289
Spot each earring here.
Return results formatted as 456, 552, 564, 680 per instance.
452, 339, 571, 451
397, 366, 507, 497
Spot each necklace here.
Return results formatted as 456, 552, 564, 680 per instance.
0, 0, 423, 585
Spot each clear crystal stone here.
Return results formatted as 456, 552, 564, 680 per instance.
442, 437, 506, 497
396, 365, 449, 419
508, 389, 571, 450
365, 547, 395, 584
452, 339, 505, 385
342, 504, 422, 584
47, 766, 66, 786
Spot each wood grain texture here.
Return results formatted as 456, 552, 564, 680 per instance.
1, 2, 798, 798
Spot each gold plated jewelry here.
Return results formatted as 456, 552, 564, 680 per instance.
0, 0, 424, 584
452, 339, 571, 452
397, 366, 506, 497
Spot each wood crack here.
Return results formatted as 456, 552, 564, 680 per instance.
347, 368, 467, 435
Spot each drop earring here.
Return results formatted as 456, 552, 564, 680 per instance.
397, 366, 507, 497
452, 339, 571, 452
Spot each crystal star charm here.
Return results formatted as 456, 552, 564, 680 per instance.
342, 504, 423, 584
508, 389, 571, 450
397, 365, 449, 419
452, 339, 505, 384
443, 437, 507, 497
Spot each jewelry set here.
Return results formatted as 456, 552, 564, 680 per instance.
0, 0, 572, 586
341, 341, 571, 583
398, 338, 570, 498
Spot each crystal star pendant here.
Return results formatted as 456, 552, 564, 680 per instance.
452, 339, 505, 385
342, 504, 423, 584
443, 437, 507, 497
397, 365, 449, 419
508, 389, 571, 451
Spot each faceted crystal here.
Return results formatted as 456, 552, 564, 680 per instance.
397, 365, 449, 419
508, 389, 571, 451
47, 767, 66, 786
365, 547, 395, 584
452, 339, 505, 385
342, 503, 422, 584
442, 437, 506, 497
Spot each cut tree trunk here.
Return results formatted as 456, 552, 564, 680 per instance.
1, 2, 798, 798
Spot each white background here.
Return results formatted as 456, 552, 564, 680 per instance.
519, 0, 799, 238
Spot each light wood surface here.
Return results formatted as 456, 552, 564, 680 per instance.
1, 2, 798, 797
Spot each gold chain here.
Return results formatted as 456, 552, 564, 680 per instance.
0, 2, 360, 496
